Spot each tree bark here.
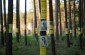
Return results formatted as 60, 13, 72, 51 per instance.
73, 0, 77, 38
24, 0, 27, 45
78, 0, 83, 49
49, 0, 56, 55
55, 0, 59, 40
3, 0, 7, 44
6, 0, 13, 55
34, 0, 38, 41
68, 0, 72, 38
64, 0, 70, 47
0, 0, 4, 46
16, 0, 20, 42
58, 0, 62, 38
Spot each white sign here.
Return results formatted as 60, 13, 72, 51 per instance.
40, 36, 47, 46
40, 20, 47, 31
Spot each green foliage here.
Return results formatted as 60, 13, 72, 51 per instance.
82, 36, 85, 47
0, 47, 5, 55
0, 34, 85, 55
72, 7, 79, 17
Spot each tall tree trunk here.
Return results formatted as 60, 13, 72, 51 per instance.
83, 0, 85, 36
0, 0, 4, 46
68, 0, 72, 38
73, 0, 77, 38
78, 0, 83, 49
6, 0, 13, 55
49, 0, 56, 55
39, 0, 41, 13
40, 0, 47, 55
64, 0, 70, 47
34, 0, 38, 41
3, 0, 6, 44
55, 0, 59, 40
16, 0, 20, 42
58, 0, 62, 38
24, 0, 27, 45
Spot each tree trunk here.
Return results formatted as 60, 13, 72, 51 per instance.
16, 0, 20, 42
55, 0, 59, 40
3, 0, 7, 44
83, 0, 85, 36
39, 0, 41, 13
49, 0, 56, 55
34, 0, 38, 41
64, 0, 70, 47
6, 0, 13, 55
68, 0, 72, 38
58, 0, 62, 38
0, 0, 4, 46
78, 0, 83, 49
73, 0, 77, 38
40, 0, 47, 55
24, 0, 27, 45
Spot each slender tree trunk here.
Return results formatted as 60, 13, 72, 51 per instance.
83, 0, 85, 36
64, 0, 70, 47
39, 0, 41, 13
34, 0, 38, 41
0, 0, 4, 46
55, 0, 59, 40
78, 0, 83, 49
16, 0, 20, 42
68, 0, 72, 38
49, 0, 56, 55
73, 0, 77, 38
6, 0, 13, 55
40, 0, 47, 55
24, 0, 27, 45
3, 0, 6, 44
58, 0, 62, 38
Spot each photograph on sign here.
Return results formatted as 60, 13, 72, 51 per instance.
40, 36, 47, 46
40, 20, 47, 31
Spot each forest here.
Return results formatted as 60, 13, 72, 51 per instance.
0, 0, 85, 55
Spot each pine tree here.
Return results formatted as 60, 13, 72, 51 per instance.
78, 0, 83, 49
55, 0, 59, 40
68, 0, 72, 38
16, 0, 20, 42
64, 0, 70, 47
40, 0, 47, 55
73, 0, 77, 38
49, 0, 56, 55
58, 0, 62, 38
24, 0, 27, 45
3, 0, 7, 43
34, 0, 38, 41
0, 0, 4, 46
39, 0, 41, 13
83, 0, 85, 36
6, 0, 13, 55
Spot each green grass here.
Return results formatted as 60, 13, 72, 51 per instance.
46, 35, 85, 55
12, 34, 39, 55
0, 47, 5, 55
0, 34, 85, 55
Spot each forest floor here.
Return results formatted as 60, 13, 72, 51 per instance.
0, 34, 85, 55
